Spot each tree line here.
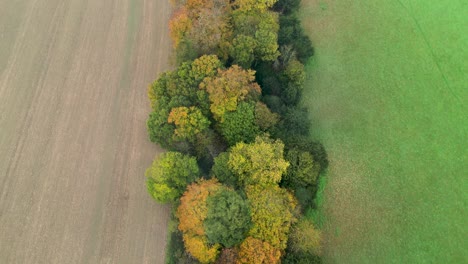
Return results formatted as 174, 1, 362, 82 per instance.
145, 0, 327, 263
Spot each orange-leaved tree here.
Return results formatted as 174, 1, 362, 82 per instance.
169, 7, 192, 48
236, 237, 281, 264
177, 179, 224, 263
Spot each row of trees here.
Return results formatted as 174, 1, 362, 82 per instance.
145, 0, 327, 263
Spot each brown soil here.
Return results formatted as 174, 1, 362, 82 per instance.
0, 0, 172, 263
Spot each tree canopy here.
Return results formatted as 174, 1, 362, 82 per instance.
204, 189, 251, 247
177, 179, 224, 263
246, 185, 297, 249
236, 237, 281, 264
145, 152, 200, 203
228, 135, 289, 186
200, 65, 261, 121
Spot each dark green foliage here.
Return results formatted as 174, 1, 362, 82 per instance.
282, 250, 322, 264
282, 136, 329, 172
218, 102, 260, 146
280, 59, 306, 105
176, 39, 198, 65
210, 152, 237, 188
273, 0, 301, 14
292, 186, 317, 211
278, 107, 310, 136
283, 148, 320, 188
278, 14, 314, 63
166, 230, 200, 264
204, 189, 251, 247
262, 95, 285, 114
147, 110, 175, 149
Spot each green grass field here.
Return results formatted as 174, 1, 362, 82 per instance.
300, 0, 467, 262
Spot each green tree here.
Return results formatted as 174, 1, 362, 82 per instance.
283, 148, 320, 188
246, 185, 297, 249
145, 152, 200, 203
210, 152, 237, 187
254, 11, 281, 61
228, 135, 289, 186
219, 102, 260, 146
254, 102, 279, 130
280, 58, 305, 105
230, 35, 257, 68
273, 0, 301, 14
147, 109, 175, 149
204, 189, 251, 247
231, 10, 280, 62
278, 13, 314, 63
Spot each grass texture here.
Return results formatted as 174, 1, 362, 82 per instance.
300, 0, 467, 262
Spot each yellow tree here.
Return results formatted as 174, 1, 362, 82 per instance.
246, 185, 297, 249
231, 0, 278, 12
200, 65, 261, 121
228, 135, 289, 186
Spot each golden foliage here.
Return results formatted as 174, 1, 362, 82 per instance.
169, 7, 192, 47
200, 65, 261, 121
246, 185, 297, 249
183, 234, 221, 264
289, 219, 322, 256
236, 237, 281, 264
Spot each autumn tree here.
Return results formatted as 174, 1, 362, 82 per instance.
204, 189, 251, 247
236, 237, 281, 264
231, 0, 278, 12
216, 248, 239, 264
145, 152, 200, 203
177, 179, 224, 263
228, 135, 289, 186
183, 235, 221, 264
189, 6, 229, 56
246, 185, 297, 249
168, 106, 210, 142
147, 55, 224, 149
288, 219, 322, 256
190, 54, 224, 82
169, 7, 192, 48
200, 65, 261, 121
